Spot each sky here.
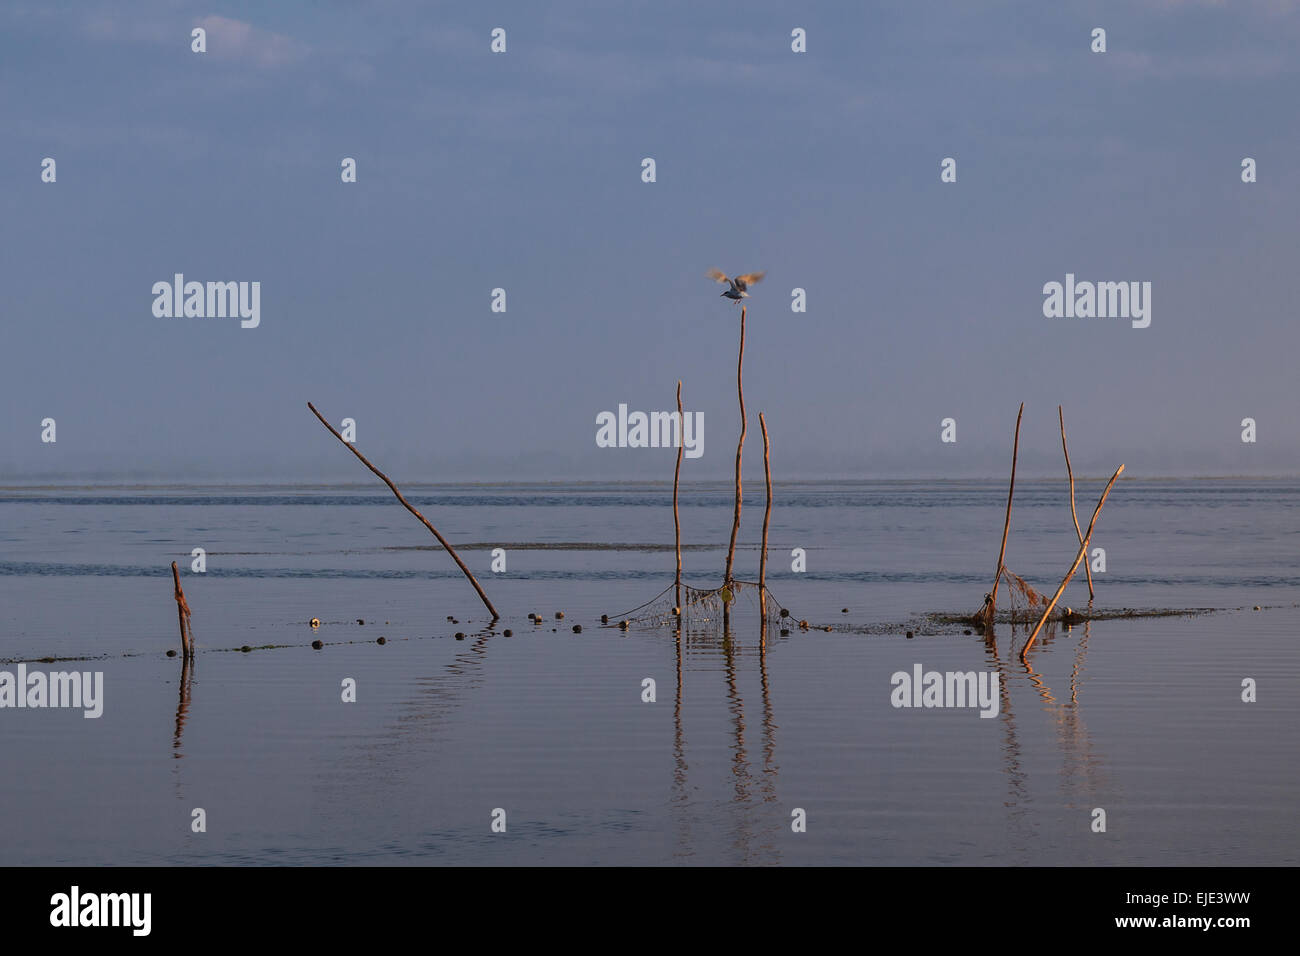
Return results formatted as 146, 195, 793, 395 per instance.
2, 0, 1298, 482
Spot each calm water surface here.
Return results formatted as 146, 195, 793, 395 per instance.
0, 480, 1296, 865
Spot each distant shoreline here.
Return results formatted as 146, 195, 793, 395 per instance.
2, 474, 1299, 492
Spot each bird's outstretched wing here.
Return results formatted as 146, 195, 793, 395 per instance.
735, 271, 765, 288
707, 268, 732, 284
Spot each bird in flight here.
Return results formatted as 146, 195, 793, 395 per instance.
708, 269, 765, 302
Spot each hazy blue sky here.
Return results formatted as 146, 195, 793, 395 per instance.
3, 0, 1298, 481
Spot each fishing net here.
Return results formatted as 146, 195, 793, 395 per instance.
972, 567, 1045, 629
610, 579, 797, 635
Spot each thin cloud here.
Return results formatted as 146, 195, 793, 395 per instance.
74, 9, 308, 69
195, 15, 308, 68
1110, 48, 1294, 79
79, 14, 172, 45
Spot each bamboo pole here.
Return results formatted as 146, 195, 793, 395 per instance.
723, 307, 747, 628
307, 401, 499, 619
759, 412, 772, 627
674, 380, 684, 612
982, 403, 1024, 625
1022, 464, 1125, 656
1058, 406, 1094, 600
171, 561, 193, 659
724, 307, 747, 590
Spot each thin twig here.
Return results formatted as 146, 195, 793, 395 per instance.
1059, 405, 1094, 600
1022, 464, 1125, 656
307, 401, 499, 619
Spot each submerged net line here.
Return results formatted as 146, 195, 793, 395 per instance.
611, 579, 795, 632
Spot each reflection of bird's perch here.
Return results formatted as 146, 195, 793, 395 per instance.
307, 401, 499, 620
171, 561, 194, 659
1022, 465, 1125, 656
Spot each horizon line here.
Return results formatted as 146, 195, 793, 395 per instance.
2, 474, 1298, 491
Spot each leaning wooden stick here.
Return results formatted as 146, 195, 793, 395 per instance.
674, 380, 684, 612
1058, 406, 1094, 600
307, 401, 499, 620
724, 307, 747, 591
1022, 464, 1125, 656
759, 412, 772, 626
171, 560, 193, 659
981, 403, 1024, 625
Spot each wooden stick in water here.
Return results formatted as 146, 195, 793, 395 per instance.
1022, 464, 1125, 656
307, 401, 499, 620
984, 403, 1024, 624
759, 412, 772, 626
724, 307, 747, 590
674, 380, 684, 612
1058, 405, 1094, 600
171, 560, 193, 659
723, 306, 747, 629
